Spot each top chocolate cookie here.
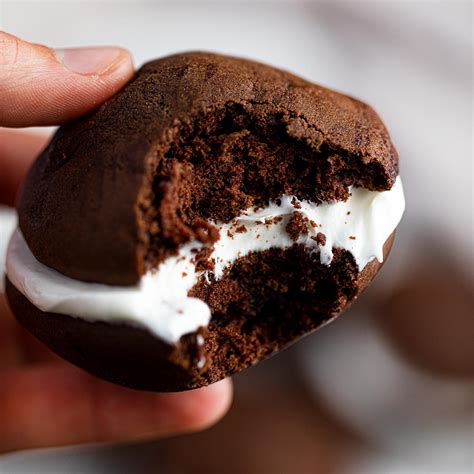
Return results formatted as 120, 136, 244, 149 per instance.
18, 52, 398, 285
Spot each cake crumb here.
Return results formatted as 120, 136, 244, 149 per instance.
286, 211, 309, 241
194, 248, 215, 272
235, 225, 247, 233
349, 235, 356, 240
193, 219, 219, 244
265, 216, 283, 225
346, 211, 351, 215
311, 232, 327, 246
291, 197, 302, 209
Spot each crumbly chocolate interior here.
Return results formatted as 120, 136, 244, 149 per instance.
141, 103, 388, 270
136, 104, 386, 381
176, 245, 359, 386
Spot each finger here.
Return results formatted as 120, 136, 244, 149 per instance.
0, 32, 134, 127
0, 129, 50, 206
0, 363, 233, 453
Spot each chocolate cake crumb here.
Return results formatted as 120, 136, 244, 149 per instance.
346, 211, 351, 215
311, 232, 327, 246
309, 220, 318, 228
193, 219, 220, 244
235, 225, 247, 233
194, 248, 215, 272
286, 212, 309, 241
349, 236, 356, 240
291, 197, 302, 209
263, 216, 284, 226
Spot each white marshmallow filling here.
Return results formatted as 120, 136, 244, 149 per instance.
6, 177, 405, 344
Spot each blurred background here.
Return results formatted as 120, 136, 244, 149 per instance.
0, 1, 472, 473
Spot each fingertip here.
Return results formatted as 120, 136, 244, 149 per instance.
101, 47, 135, 87
148, 379, 234, 436
107, 48, 135, 77
55, 46, 134, 81
182, 379, 234, 431
52, 46, 135, 105
0, 34, 136, 127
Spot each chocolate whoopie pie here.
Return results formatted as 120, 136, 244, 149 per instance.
5, 52, 405, 391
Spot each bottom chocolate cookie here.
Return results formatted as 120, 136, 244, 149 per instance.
5, 236, 392, 392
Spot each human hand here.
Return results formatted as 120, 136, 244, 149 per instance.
0, 32, 232, 454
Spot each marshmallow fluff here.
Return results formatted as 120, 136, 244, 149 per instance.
6, 177, 405, 344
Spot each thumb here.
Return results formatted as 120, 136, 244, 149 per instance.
0, 32, 134, 127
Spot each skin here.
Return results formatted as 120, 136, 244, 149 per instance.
0, 32, 232, 454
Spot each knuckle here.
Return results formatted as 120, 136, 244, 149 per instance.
0, 31, 20, 67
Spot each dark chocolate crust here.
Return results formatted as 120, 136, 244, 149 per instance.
18, 52, 398, 285
5, 235, 393, 392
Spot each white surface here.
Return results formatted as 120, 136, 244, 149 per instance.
299, 312, 474, 474
6, 179, 404, 342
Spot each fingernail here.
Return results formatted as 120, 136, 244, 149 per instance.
54, 47, 123, 75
